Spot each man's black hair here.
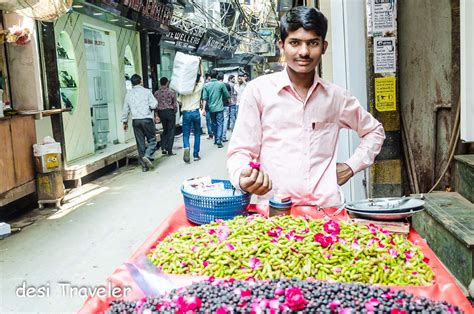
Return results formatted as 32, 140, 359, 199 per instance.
160, 77, 168, 86
279, 6, 328, 42
217, 72, 224, 81
228, 74, 235, 81
210, 70, 219, 79
131, 74, 141, 86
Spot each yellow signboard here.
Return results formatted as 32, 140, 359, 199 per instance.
375, 76, 396, 112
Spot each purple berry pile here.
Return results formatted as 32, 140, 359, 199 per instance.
106, 278, 461, 313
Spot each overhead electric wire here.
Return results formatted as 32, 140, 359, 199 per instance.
189, 0, 266, 42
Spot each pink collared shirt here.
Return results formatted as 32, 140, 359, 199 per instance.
227, 69, 385, 206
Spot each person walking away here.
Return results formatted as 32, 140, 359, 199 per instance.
226, 74, 238, 136
154, 77, 178, 156
219, 73, 231, 142
202, 70, 230, 148
204, 72, 214, 139
121, 74, 158, 172
234, 74, 248, 118
227, 6, 385, 206
178, 70, 205, 163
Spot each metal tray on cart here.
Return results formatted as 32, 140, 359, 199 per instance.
345, 197, 425, 221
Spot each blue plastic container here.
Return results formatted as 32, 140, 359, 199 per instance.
181, 179, 251, 225
269, 198, 293, 217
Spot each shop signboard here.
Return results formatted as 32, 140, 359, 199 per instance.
118, 0, 173, 30
140, 0, 173, 28
216, 53, 254, 66
258, 28, 277, 57
82, 0, 172, 31
161, 17, 206, 52
196, 29, 240, 59
86, 0, 122, 15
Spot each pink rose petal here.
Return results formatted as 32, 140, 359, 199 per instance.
367, 237, 380, 247
329, 299, 341, 312
267, 226, 283, 237
249, 161, 261, 170
248, 257, 263, 270
274, 287, 285, 296
290, 247, 300, 254
404, 251, 414, 260
388, 248, 399, 257
269, 298, 280, 310
368, 224, 378, 234
217, 225, 230, 242
323, 220, 341, 235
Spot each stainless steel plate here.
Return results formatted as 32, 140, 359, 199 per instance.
345, 197, 425, 213
346, 207, 425, 221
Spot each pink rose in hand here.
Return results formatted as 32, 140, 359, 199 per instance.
249, 161, 261, 170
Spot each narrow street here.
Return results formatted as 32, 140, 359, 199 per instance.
0, 137, 229, 313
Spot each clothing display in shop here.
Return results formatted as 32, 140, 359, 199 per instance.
59, 71, 77, 88
60, 92, 73, 109
57, 43, 69, 59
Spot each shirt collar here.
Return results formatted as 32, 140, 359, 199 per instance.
276, 66, 328, 92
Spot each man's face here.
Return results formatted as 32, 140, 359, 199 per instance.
279, 28, 327, 74
238, 77, 243, 84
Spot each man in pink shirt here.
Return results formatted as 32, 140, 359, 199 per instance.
227, 6, 385, 206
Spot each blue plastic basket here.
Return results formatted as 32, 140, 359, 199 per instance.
181, 179, 251, 225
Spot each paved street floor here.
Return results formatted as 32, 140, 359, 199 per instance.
0, 134, 230, 313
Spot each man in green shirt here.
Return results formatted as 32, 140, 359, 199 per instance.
202, 70, 230, 148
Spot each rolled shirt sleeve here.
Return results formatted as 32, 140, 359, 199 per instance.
338, 91, 385, 174
121, 93, 131, 123
226, 83, 263, 191
149, 90, 158, 110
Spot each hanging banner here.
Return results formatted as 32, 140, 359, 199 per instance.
374, 37, 396, 73
375, 76, 397, 112
161, 17, 206, 52
371, 0, 396, 33
195, 30, 240, 59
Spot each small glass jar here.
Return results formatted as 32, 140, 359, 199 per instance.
269, 197, 293, 217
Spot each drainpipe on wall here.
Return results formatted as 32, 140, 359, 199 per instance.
365, 0, 403, 197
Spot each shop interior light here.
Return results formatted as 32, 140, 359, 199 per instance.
125, 24, 133, 27
93, 12, 103, 16
109, 18, 119, 22
72, 4, 83, 8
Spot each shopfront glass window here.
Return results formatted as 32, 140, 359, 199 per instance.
84, 27, 117, 151
56, 31, 78, 113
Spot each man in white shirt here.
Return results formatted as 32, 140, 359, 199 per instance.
121, 74, 158, 172
234, 74, 248, 116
